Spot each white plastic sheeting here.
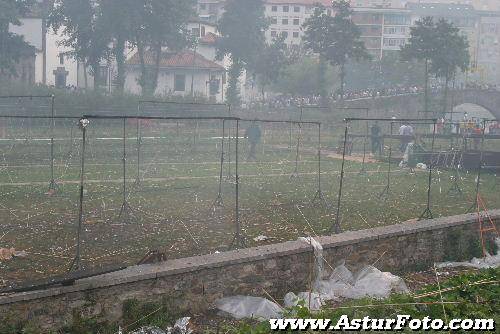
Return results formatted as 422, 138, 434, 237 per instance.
298, 237, 324, 290
216, 237, 408, 318
215, 296, 282, 320
437, 238, 500, 269
129, 317, 192, 334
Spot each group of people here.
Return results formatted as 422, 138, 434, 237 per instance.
369, 122, 415, 156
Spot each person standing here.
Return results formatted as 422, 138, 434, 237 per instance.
245, 121, 262, 161
370, 121, 382, 155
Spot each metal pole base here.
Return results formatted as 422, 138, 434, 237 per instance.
418, 207, 434, 221
379, 185, 390, 200
118, 201, 136, 223
229, 233, 246, 250
212, 194, 224, 211
68, 255, 81, 272
329, 221, 342, 235
311, 189, 328, 207
47, 180, 58, 194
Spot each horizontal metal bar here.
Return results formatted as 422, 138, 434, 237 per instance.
83, 114, 239, 121
0, 115, 80, 119
345, 117, 437, 123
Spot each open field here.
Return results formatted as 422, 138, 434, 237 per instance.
0, 118, 499, 288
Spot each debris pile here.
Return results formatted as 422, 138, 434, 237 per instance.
0, 248, 28, 261
215, 237, 408, 319
437, 238, 500, 269
129, 317, 192, 334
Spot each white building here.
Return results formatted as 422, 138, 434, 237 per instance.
124, 50, 225, 102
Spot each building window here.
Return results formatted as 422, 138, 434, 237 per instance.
53, 67, 68, 89
271, 5, 277, 11
192, 27, 200, 37
294, 6, 300, 13
271, 30, 277, 37
200, 4, 206, 10
293, 18, 300, 25
59, 53, 64, 65
282, 18, 288, 25
201, 26, 206, 37
271, 17, 277, 24
293, 31, 299, 38
209, 76, 220, 95
281, 31, 288, 38
174, 74, 186, 92
98, 66, 108, 86
283, 5, 289, 12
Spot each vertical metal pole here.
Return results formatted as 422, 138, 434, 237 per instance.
292, 122, 301, 177
235, 119, 241, 247
135, 117, 141, 185
227, 105, 232, 178
49, 94, 56, 190
380, 121, 394, 198
468, 120, 487, 213
419, 121, 437, 220
122, 118, 126, 205
333, 122, 349, 234
74, 122, 87, 271
214, 120, 225, 207
360, 108, 369, 173
318, 123, 322, 194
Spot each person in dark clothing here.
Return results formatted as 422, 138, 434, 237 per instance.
245, 121, 262, 161
370, 121, 382, 155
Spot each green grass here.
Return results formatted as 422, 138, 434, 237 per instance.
233, 267, 500, 333
0, 122, 499, 287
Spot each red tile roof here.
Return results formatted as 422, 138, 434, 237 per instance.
266, 0, 332, 6
127, 50, 224, 71
199, 32, 218, 45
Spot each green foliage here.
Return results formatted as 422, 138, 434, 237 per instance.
271, 56, 335, 96
0, 0, 34, 76
401, 17, 437, 64
48, 0, 195, 94
0, 81, 210, 115
302, 0, 371, 100
122, 298, 179, 332
401, 16, 470, 114
49, 0, 110, 88
216, 0, 268, 106
235, 268, 500, 333
253, 34, 289, 99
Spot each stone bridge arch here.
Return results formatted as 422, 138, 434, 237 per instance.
337, 90, 500, 120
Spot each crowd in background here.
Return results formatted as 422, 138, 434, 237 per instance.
247, 83, 499, 110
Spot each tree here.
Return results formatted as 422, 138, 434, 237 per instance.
303, 0, 370, 102
142, 0, 194, 95
216, 0, 268, 106
430, 19, 469, 114
401, 16, 436, 113
49, 0, 110, 89
253, 34, 288, 100
0, 0, 34, 77
98, 0, 136, 94
272, 56, 335, 96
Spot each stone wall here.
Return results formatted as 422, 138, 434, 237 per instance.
1, 210, 499, 331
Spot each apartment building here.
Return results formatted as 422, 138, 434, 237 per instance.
476, 11, 500, 83
264, 0, 331, 45
352, 7, 412, 59
197, 0, 226, 23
